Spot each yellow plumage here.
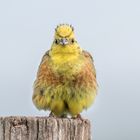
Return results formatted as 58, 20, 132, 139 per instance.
32, 24, 97, 117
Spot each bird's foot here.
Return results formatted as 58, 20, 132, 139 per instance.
76, 114, 84, 121
49, 112, 55, 118
72, 114, 84, 121
60, 114, 67, 118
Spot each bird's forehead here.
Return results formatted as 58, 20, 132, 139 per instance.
55, 24, 73, 37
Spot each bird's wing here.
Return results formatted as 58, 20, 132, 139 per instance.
82, 50, 96, 78
33, 50, 53, 109
39, 50, 50, 65
33, 50, 52, 89
82, 50, 93, 61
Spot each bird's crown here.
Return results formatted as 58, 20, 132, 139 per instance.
55, 24, 74, 38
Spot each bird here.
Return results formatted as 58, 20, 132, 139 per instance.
32, 24, 97, 118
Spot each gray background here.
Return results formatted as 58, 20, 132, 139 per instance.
0, 0, 140, 140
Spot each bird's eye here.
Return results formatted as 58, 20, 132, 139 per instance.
55, 39, 59, 44
71, 39, 75, 43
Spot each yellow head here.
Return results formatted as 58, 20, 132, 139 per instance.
50, 24, 82, 55
54, 24, 75, 46
49, 24, 83, 75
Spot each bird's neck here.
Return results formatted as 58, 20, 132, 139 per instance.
49, 45, 82, 64
49, 45, 83, 75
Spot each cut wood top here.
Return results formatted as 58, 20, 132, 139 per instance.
0, 116, 91, 140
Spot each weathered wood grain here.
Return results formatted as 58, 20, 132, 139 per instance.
0, 116, 91, 140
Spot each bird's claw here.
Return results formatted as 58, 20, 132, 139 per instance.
49, 112, 55, 118
72, 114, 84, 121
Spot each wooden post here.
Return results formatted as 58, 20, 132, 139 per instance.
0, 116, 91, 140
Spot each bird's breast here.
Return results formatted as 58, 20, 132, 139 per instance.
49, 53, 84, 77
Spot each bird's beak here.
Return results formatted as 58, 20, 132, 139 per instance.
60, 38, 68, 46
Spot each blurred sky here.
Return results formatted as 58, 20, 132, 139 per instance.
0, 0, 140, 140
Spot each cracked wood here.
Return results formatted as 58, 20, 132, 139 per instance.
0, 116, 91, 140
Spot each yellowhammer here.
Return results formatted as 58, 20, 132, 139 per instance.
32, 24, 97, 118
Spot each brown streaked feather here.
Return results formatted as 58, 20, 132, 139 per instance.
82, 50, 94, 62
71, 50, 97, 90
82, 50, 97, 78
39, 50, 50, 65
34, 49, 97, 90
34, 50, 61, 88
